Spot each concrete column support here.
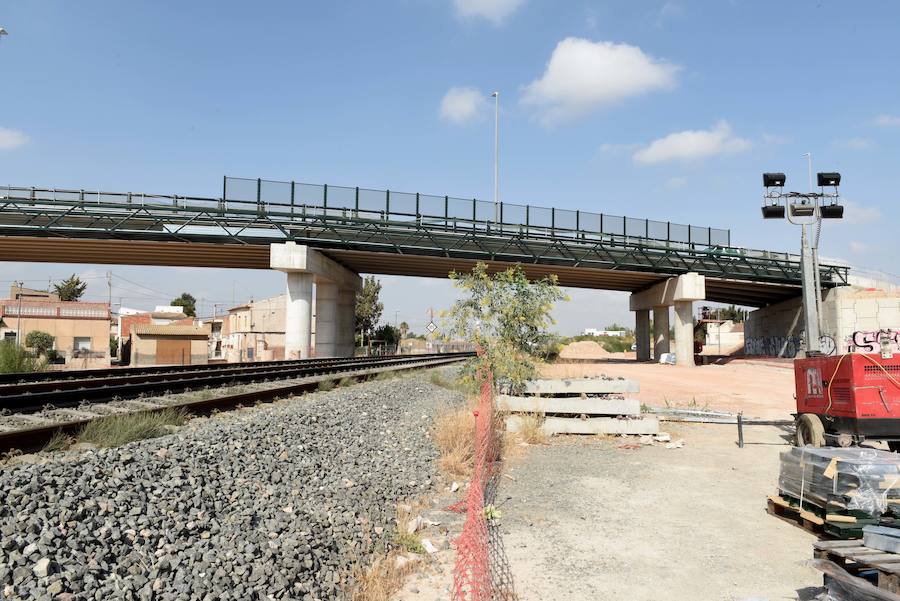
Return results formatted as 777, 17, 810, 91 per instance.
336, 288, 357, 357
635, 309, 651, 361
652, 306, 670, 359
285, 272, 313, 359
271, 242, 362, 359
314, 281, 339, 358
674, 300, 694, 368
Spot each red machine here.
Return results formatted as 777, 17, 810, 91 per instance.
794, 352, 900, 448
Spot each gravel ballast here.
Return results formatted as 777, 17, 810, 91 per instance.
0, 371, 463, 600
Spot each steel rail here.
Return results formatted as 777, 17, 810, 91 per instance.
0, 355, 401, 385
0, 354, 469, 453
0, 353, 473, 413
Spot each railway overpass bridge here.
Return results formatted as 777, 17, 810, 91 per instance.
0, 179, 851, 365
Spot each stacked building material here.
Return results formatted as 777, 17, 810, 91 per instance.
501, 376, 658, 436
778, 447, 900, 517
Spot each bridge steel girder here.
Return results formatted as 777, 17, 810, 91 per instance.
0, 188, 852, 307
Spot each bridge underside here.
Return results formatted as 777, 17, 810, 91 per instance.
0, 236, 801, 306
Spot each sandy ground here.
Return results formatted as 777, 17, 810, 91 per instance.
541, 359, 796, 419
398, 423, 823, 601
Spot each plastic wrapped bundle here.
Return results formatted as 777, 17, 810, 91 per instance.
778, 447, 900, 517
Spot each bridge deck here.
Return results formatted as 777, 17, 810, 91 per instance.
0, 185, 849, 307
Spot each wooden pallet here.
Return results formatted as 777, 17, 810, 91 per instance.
814, 539, 900, 593
767, 494, 875, 539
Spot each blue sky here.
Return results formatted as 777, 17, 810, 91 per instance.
1, 1, 898, 334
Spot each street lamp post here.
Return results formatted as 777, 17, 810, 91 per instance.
761, 171, 844, 356
491, 91, 499, 224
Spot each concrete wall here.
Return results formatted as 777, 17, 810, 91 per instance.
745, 286, 900, 357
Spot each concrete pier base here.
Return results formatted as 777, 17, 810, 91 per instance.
653, 306, 670, 360
674, 300, 694, 367
271, 243, 362, 359
635, 309, 651, 361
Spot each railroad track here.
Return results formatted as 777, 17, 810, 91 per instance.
0, 352, 471, 452
0, 353, 469, 413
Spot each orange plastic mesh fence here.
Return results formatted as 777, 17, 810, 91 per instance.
448, 368, 517, 601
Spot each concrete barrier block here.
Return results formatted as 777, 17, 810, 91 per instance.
496, 395, 640, 416
523, 378, 640, 395
506, 415, 659, 436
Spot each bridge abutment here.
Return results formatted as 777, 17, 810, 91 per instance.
271, 243, 361, 359
630, 273, 705, 367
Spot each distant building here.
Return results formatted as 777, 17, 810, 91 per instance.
200, 317, 224, 360
222, 295, 287, 362
583, 328, 626, 337
9, 284, 59, 302
0, 293, 111, 369
703, 320, 745, 355
130, 323, 211, 366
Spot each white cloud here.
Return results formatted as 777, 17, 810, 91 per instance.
665, 176, 688, 190
521, 38, 679, 125
842, 200, 882, 225
632, 120, 751, 164
849, 241, 870, 254
452, 0, 525, 24
0, 127, 29, 150
439, 87, 488, 125
873, 114, 900, 127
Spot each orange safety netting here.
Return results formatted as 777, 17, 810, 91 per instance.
447, 367, 517, 601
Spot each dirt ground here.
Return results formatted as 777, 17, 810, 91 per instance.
540, 359, 796, 419
398, 423, 823, 601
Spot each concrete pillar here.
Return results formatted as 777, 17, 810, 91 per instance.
652, 306, 670, 359
285, 272, 313, 359
314, 281, 338, 357
635, 309, 651, 361
271, 243, 361, 359
336, 288, 357, 357
674, 300, 694, 367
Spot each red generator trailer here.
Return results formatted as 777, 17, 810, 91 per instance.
794, 352, 900, 449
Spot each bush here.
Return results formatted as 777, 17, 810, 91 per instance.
431, 405, 477, 478
76, 408, 188, 448
0, 341, 47, 374
25, 331, 54, 356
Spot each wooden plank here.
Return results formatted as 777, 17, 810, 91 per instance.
506, 415, 658, 436
496, 395, 640, 416
827, 514, 858, 523
815, 540, 866, 550
830, 547, 877, 558
523, 378, 639, 395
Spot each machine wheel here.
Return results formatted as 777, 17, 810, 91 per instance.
795, 413, 826, 447
888, 441, 900, 453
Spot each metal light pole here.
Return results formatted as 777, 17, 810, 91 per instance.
761, 171, 844, 356
491, 91, 500, 224
803, 153, 825, 334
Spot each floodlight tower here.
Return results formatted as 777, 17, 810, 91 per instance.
761, 171, 844, 355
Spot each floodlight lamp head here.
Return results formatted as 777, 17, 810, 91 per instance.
0, 28, 7, 36
763, 172, 786, 188
817, 172, 841, 187
790, 203, 816, 218
761, 205, 786, 219
820, 204, 844, 219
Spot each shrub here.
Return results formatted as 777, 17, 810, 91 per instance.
25, 331, 54, 356
0, 341, 47, 374
76, 408, 188, 448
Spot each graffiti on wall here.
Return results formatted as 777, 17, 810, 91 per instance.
848, 329, 900, 353
745, 335, 837, 358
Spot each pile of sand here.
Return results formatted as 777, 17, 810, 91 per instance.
558, 340, 611, 360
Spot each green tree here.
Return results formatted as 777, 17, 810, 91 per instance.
398, 321, 409, 340
110, 335, 119, 357
53, 275, 87, 301
171, 293, 197, 317
373, 324, 401, 347
444, 262, 567, 393
355, 276, 383, 346
25, 331, 54, 355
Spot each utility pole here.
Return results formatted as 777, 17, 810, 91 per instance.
15, 280, 23, 346
491, 91, 500, 224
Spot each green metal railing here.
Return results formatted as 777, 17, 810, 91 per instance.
223, 176, 732, 247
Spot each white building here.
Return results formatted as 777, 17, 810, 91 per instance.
583, 328, 626, 337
